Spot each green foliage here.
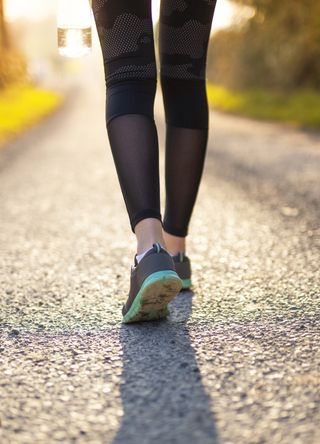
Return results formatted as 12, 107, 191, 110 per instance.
207, 83, 320, 128
208, 0, 320, 91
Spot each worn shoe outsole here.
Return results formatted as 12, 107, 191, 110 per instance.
122, 270, 182, 324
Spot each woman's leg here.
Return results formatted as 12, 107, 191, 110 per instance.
159, 0, 217, 254
92, 0, 164, 254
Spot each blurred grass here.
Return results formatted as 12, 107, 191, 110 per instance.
0, 85, 62, 146
207, 83, 320, 128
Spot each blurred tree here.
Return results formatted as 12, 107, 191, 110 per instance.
207, 0, 320, 91
0, 0, 9, 49
0, 0, 27, 88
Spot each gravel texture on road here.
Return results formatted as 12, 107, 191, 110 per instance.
0, 77, 319, 444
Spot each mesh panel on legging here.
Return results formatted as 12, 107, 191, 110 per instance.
107, 114, 161, 230
92, 0, 161, 231
159, 0, 216, 236
163, 126, 208, 237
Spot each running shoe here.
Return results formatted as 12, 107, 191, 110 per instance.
172, 251, 192, 290
122, 243, 182, 323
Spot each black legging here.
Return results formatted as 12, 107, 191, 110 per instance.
92, 0, 216, 237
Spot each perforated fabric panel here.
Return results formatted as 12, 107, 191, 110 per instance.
163, 0, 188, 15
107, 63, 156, 84
92, 0, 105, 13
159, 0, 216, 80
93, 0, 157, 87
101, 14, 153, 59
92, 0, 216, 85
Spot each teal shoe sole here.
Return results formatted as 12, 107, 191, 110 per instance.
181, 278, 192, 290
122, 270, 182, 324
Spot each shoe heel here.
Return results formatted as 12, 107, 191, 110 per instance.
181, 278, 192, 290
122, 270, 182, 323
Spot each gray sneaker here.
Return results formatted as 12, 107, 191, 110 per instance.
172, 252, 192, 290
122, 243, 182, 323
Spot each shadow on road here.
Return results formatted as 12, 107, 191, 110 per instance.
112, 292, 219, 444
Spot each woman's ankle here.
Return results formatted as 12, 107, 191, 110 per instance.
134, 218, 165, 254
162, 230, 186, 255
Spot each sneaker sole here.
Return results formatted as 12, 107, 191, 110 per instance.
181, 278, 192, 290
122, 270, 182, 324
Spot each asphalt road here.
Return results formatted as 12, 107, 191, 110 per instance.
0, 75, 319, 444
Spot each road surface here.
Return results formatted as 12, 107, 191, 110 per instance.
0, 74, 319, 443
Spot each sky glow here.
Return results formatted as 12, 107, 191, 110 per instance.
5, 0, 240, 32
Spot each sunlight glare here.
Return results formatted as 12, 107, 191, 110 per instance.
5, 0, 249, 32
152, 0, 236, 32
4, 0, 238, 32
5, 0, 56, 21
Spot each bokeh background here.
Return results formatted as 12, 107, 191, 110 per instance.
1, 0, 320, 146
